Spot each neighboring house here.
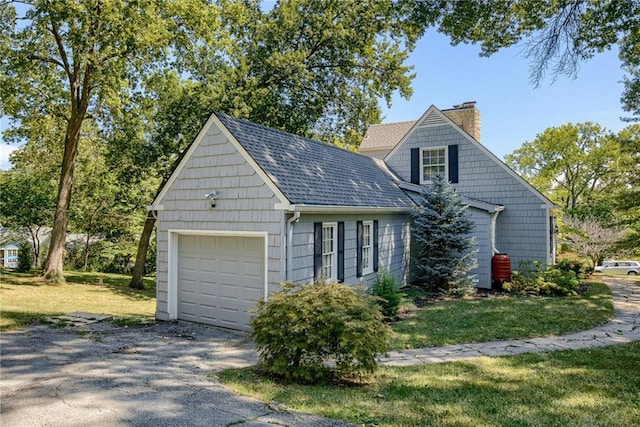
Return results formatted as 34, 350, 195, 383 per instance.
151, 102, 556, 331
0, 243, 19, 268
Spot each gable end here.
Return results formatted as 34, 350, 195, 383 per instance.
151, 113, 290, 210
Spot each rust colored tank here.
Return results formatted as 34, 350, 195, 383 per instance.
492, 253, 511, 289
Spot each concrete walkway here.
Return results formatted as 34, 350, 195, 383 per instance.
379, 276, 640, 366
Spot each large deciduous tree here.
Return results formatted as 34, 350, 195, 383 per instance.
404, 0, 640, 120
505, 123, 619, 211
127, 0, 422, 288
0, 0, 223, 282
613, 124, 640, 252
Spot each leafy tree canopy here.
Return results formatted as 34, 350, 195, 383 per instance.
405, 0, 640, 120
505, 122, 620, 211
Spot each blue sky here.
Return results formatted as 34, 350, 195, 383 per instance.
381, 29, 627, 160
0, 27, 627, 169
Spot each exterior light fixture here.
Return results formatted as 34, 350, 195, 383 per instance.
205, 190, 219, 208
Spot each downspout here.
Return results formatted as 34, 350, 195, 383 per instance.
286, 210, 301, 281
491, 206, 506, 255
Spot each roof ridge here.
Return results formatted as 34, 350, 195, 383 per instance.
369, 119, 417, 127
214, 111, 365, 159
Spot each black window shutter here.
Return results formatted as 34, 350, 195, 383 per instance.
313, 222, 322, 281
410, 147, 420, 184
373, 220, 379, 272
337, 222, 345, 282
448, 145, 459, 183
356, 221, 363, 278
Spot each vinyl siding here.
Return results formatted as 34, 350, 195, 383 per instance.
467, 208, 492, 288
387, 118, 551, 270
290, 214, 410, 287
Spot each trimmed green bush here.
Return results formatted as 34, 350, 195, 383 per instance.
371, 269, 402, 320
503, 260, 581, 296
250, 281, 390, 383
556, 258, 585, 276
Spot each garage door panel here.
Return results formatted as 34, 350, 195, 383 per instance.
219, 236, 239, 250
242, 238, 263, 251
219, 260, 240, 274
179, 278, 197, 293
199, 261, 218, 274
177, 234, 264, 331
243, 265, 263, 279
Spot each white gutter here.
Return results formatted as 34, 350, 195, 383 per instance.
491, 206, 506, 255
287, 204, 412, 214
286, 210, 301, 281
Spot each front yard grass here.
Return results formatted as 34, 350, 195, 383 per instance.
390, 281, 613, 349
0, 269, 156, 331
219, 342, 640, 426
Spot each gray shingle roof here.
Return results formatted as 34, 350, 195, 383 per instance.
216, 112, 414, 208
359, 121, 415, 152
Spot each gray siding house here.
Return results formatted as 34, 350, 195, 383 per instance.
152, 103, 556, 330
151, 112, 413, 331
362, 102, 557, 287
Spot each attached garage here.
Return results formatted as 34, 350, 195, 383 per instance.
168, 231, 268, 331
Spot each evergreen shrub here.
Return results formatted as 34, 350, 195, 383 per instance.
371, 269, 402, 320
250, 281, 390, 383
411, 174, 477, 296
17, 241, 33, 272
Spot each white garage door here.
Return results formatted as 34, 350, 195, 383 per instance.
177, 234, 265, 331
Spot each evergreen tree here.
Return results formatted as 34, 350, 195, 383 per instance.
411, 175, 477, 295
17, 241, 33, 273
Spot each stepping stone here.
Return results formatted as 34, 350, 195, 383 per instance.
47, 312, 112, 326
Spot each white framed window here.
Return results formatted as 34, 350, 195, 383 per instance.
362, 221, 373, 275
321, 223, 337, 281
420, 147, 447, 183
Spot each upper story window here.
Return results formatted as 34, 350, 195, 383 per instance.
362, 221, 373, 275
421, 147, 447, 183
321, 223, 337, 281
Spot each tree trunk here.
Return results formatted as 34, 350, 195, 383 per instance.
129, 212, 156, 289
83, 232, 91, 271
27, 226, 41, 267
43, 119, 82, 283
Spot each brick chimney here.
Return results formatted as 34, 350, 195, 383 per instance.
443, 101, 481, 142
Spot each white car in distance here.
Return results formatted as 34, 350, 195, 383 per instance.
594, 260, 639, 276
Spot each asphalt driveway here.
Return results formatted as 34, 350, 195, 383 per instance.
0, 320, 353, 427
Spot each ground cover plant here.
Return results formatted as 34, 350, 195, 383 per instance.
219, 342, 640, 426
0, 270, 156, 331
503, 260, 583, 296
390, 282, 613, 350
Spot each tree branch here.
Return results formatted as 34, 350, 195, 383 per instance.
26, 54, 64, 69
48, 19, 73, 83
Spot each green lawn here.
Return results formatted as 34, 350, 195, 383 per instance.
0, 269, 156, 330
218, 281, 632, 426
390, 282, 614, 349
219, 342, 640, 426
